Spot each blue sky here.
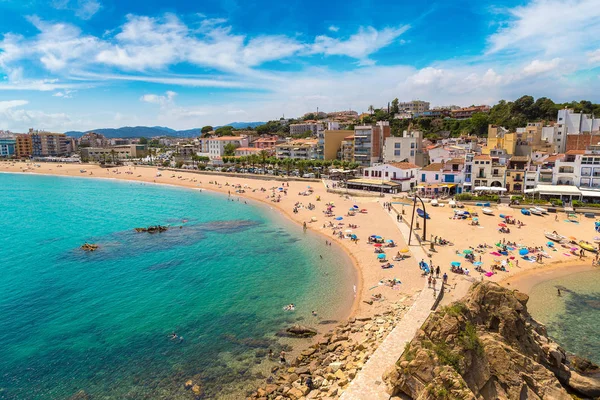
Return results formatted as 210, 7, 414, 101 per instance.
0, 0, 599, 131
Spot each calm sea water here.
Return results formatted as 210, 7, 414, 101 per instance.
0, 173, 356, 399
527, 269, 600, 364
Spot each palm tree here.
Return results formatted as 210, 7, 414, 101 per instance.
282, 158, 293, 176
368, 105, 374, 115
110, 149, 117, 164
259, 149, 269, 173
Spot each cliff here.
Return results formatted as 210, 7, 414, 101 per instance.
383, 282, 600, 400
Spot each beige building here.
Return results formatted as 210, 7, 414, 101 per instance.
340, 135, 354, 162
398, 100, 430, 113
483, 125, 517, 155
275, 139, 317, 160
317, 129, 353, 160
31, 131, 76, 157
81, 144, 147, 161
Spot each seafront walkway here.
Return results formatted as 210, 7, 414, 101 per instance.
340, 203, 437, 400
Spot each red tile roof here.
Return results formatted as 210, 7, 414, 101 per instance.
388, 162, 420, 170
420, 163, 443, 172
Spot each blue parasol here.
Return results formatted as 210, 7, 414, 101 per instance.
519, 248, 529, 256
335, 216, 343, 220
451, 261, 461, 267
377, 254, 386, 259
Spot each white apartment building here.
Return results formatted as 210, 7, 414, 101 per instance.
353, 121, 390, 167
382, 130, 423, 165
397, 100, 430, 113
289, 123, 324, 136
428, 145, 467, 164
207, 136, 249, 159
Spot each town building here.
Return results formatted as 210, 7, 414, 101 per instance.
251, 135, 280, 149
416, 159, 466, 196
353, 121, 390, 167
80, 144, 148, 161
361, 162, 419, 192
207, 136, 249, 160
397, 100, 430, 114
471, 154, 506, 189
0, 138, 16, 157
289, 122, 324, 136
30, 131, 76, 157
78, 132, 108, 148
176, 143, 196, 158
275, 139, 318, 160
483, 125, 517, 155
340, 135, 354, 163
15, 134, 32, 158
235, 147, 265, 157
317, 129, 354, 160
382, 130, 426, 166
427, 144, 467, 164
505, 156, 529, 193
450, 105, 490, 119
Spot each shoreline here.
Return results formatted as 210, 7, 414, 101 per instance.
1, 167, 364, 320
499, 261, 598, 294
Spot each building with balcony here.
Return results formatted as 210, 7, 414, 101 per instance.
353, 121, 390, 167
340, 135, 355, 163
207, 136, 249, 160
30, 131, 76, 157
80, 144, 148, 161
450, 105, 490, 119
0, 138, 16, 157
397, 100, 430, 114
483, 125, 517, 155
275, 139, 318, 160
234, 147, 266, 157
289, 122, 324, 136
15, 134, 32, 158
505, 156, 529, 193
362, 162, 419, 192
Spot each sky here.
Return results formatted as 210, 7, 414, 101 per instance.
0, 0, 599, 132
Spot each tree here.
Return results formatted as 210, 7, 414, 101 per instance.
259, 150, 269, 172
215, 126, 234, 136
223, 143, 237, 156
139, 137, 148, 144
110, 149, 117, 164
469, 112, 490, 136
391, 98, 399, 115
368, 105, 374, 115
201, 126, 213, 135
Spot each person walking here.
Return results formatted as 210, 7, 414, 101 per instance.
427, 275, 432, 288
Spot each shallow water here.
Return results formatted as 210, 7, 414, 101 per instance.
0, 173, 356, 399
526, 268, 600, 364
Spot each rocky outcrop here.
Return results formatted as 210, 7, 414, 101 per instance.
384, 282, 600, 400
280, 325, 318, 338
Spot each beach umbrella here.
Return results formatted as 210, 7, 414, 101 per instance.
375, 235, 382, 239
519, 248, 529, 256
399, 248, 409, 253
473, 261, 483, 266
349, 208, 355, 211
451, 261, 461, 267
351, 234, 357, 239
386, 239, 394, 243
463, 249, 473, 254
353, 205, 359, 209
374, 243, 383, 247
377, 254, 386, 259
335, 216, 343, 220
498, 223, 507, 227
547, 241, 554, 247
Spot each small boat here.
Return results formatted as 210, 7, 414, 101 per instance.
579, 241, 597, 252
476, 202, 491, 207
521, 208, 531, 216
431, 199, 439, 207
416, 208, 430, 219
530, 208, 543, 216
545, 232, 565, 242
481, 208, 494, 215
533, 206, 548, 214
584, 213, 595, 218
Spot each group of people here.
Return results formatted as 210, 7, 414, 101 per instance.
450, 264, 470, 275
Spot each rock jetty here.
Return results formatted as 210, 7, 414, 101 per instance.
246, 301, 410, 399
383, 281, 600, 400
80, 243, 98, 251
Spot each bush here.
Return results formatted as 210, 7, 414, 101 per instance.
550, 198, 563, 207
455, 194, 499, 202
444, 302, 467, 317
459, 322, 484, 355
434, 341, 462, 371
573, 200, 600, 208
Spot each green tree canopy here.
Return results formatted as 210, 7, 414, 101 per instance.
223, 143, 237, 156
201, 126, 213, 134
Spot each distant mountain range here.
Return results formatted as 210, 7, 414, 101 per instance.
65, 122, 265, 138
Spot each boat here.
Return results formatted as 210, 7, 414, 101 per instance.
578, 241, 597, 252
476, 202, 491, 207
520, 208, 531, 216
545, 231, 565, 242
530, 208, 543, 216
533, 206, 548, 214
584, 212, 595, 218
481, 208, 494, 215
431, 199, 439, 207
416, 208, 430, 219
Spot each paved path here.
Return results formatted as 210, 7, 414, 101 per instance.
340, 205, 437, 400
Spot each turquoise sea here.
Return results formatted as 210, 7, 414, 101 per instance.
526, 269, 600, 365
0, 173, 356, 399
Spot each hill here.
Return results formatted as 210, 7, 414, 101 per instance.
65, 122, 265, 138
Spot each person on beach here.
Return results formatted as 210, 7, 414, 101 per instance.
428, 276, 432, 288
280, 350, 286, 364
443, 273, 448, 284
435, 266, 440, 277
432, 278, 437, 289
557, 288, 562, 296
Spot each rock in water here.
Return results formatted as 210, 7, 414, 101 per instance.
383, 282, 600, 400
285, 324, 318, 338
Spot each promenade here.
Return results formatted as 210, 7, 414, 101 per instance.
340, 204, 437, 400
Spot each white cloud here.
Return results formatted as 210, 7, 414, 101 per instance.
487, 0, 600, 56
523, 58, 562, 75
52, 89, 76, 98
588, 49, 600, 64
0, 100, 29, 110
52, 0, 101, 20
311, 25, 410, 64
328, 25, 339, 32
140, 90, 177, 106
